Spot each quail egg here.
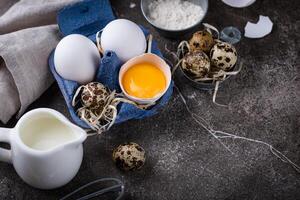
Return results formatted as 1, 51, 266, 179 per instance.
77, 107, 99, 125
189, 30, 214, 53
77, 106, 115, 129
112, 142, 146, 171
181, 51, 211, 79
210, 41, 237, 71
81, 82, 110, 109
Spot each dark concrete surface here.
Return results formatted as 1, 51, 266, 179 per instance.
0, 0, 300, 199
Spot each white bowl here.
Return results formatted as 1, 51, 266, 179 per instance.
119, 53, 171, 105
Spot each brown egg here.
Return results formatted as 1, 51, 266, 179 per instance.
189, 30, 214, 53
112, 142, 146, 171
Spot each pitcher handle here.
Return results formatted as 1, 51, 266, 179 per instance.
0, 127, 12, 164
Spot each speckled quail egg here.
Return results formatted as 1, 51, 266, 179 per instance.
112, 142, 146, 171
210, 41, 237, 71
77, 106, 115, 129
77, 107, 99, 125
81, 82, 110, 109
181, 51, 211, 79
189, 30, 215, 53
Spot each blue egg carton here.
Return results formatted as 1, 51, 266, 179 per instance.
48, 0, 174, 129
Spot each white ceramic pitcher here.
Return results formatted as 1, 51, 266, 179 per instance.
0, 108, 87, 189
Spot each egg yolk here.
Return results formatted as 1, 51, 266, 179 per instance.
122, 63, 166, 99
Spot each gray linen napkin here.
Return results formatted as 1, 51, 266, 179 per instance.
0, 0, 79, 123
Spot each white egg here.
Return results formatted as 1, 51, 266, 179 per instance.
54, 34, 100, 84
100, 19, 147, 62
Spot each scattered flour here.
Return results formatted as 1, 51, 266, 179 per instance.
148, 0, 205, 30
129, 2, 136, 8
187, 92, 197, 99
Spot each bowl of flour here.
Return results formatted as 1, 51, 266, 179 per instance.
141, 0, 208, 37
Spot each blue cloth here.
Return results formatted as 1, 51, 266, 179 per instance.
49, 0, 174, 129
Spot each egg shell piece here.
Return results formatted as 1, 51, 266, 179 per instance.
100, 19, 147, 62
54, 34, 100, 84
244, 15, 273, 39
222, 0, 256, 8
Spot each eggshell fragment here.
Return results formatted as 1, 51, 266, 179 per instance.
244, 15, 273, 38
222, 0, 256, 8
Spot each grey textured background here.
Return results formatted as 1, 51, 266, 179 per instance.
0, 0, 300, 199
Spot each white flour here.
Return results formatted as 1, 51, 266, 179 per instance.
148, 0, 204, 30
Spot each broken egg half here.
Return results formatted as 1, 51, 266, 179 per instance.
119, 53, 171, 104
222, 0, 256, 8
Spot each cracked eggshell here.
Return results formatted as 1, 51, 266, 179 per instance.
222, 0, 256, 8
244, 15, 273, 38
101, 19, 147, 62
210, 41, 237, 71
54, 34, 100, 84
